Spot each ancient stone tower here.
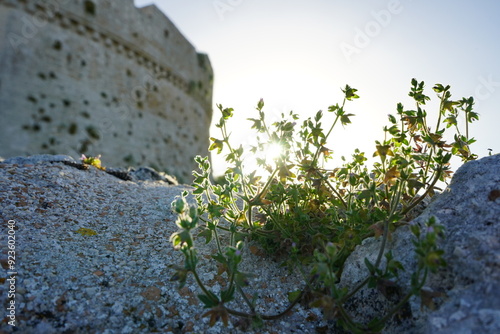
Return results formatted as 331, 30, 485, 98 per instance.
0, 0, 213, 181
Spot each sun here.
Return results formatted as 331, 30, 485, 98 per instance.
242, 141, 286, 176
265, 142, 285, 162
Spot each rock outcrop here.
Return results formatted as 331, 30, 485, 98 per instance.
0, 154, 498, 333
340, 154, 500, 333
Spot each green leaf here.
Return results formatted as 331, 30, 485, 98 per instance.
442, 100, 459, 112
222, 107, 234, 120
364, 257, 375, 275
433, 84, 445, 93
467, 111, 479, 123
366, 317, 386, 332
315, 110, 323, 122
328, 104, 339, 112
247, 118, 263, 131
192, 187, 205, 195
235, 271, 251, 287
172, 197, 186, 214
198, 228, 213, 244
444, 115, 457, 128
169, 266, 188, 289
209, 137, 224, 154
343, 85, 359, 101
221, 285, 235, 303
341, 113, 355, 125
211, 253, 227, 264
257, 98, 264, 110
287, 290, 302, 302
198, 292, 219, 308
170, 230, 193, 249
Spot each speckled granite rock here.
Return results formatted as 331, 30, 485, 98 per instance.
339, 154, 500, 333
0, 155, 316, 333
0, 154, 499, 333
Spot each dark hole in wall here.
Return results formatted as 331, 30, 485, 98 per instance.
84, 1, 96, 16
123, 154, 134, 164
80, 139, 91, 154
68, 123, 78, 135
53, 40, 62, 50
86, 126, 100, 140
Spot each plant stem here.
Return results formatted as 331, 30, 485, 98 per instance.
223, 277, 313, 321
311, 104, 344, 167
316, 170, 348, 209
402, 168, 441, 216
192, 269, 219, 303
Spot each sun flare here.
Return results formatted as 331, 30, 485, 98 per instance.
265, 142, 285, 162
242, 142, 286, 176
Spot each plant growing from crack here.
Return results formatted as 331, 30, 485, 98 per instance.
80, 154, 104, 170
169, 79, 478, 332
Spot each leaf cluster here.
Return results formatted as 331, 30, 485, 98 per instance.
169, 80, 479, 332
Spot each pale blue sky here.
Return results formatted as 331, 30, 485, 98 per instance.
135, 0, 500, 175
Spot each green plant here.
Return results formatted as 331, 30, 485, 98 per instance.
170, 79, 478, 332
80, 154, 104, 170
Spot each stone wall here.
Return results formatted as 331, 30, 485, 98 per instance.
0, 0, 213, 181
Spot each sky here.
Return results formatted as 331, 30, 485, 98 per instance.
135, 0, 500, 176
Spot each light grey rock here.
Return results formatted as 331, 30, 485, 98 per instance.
2, 154, 76, 164
129, 166, 178, 185
340, 154, 500, 333
1, 154, 498, 333
2, 154, 179, 184
0, 157, 311, 333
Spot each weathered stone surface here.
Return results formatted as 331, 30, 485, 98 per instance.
0, 154, 178, 184
0, 154, 497, 333
340, 154, 500, 333
0, 156, 313, 333
0, 0, 213, 181
1, 154, 77, 164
